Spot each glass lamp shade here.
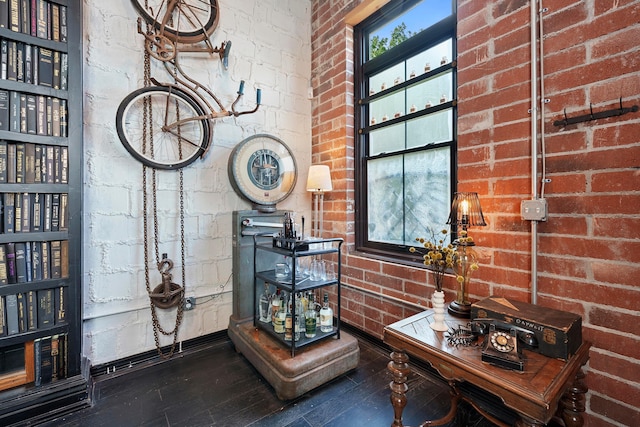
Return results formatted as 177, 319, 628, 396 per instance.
446, 192, 486, 231
306, 165, 332, 193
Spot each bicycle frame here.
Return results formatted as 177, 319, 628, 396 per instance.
135, 0, 261, 143
150, 53, 261, 133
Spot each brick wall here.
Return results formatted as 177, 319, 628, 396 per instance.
312, 1, 640, 425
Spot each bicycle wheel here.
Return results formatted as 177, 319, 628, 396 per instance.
116, 86, 211, 170
132, 0, 219, 44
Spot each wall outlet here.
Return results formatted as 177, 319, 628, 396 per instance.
521, 199, 548, 221
184, 297, 196, 311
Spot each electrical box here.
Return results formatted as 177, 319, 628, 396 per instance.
521, 199, 548, 221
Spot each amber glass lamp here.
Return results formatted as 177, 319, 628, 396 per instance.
446, 192, 486, 318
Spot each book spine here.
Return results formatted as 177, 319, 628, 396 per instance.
40, 240, 49, 279
3, 193, 14, 233
9, 0, 18, 32
0, 89, 8, 132
20, 191, 30, 232
9, 90, 19, 132
0, 139, 7, 183
37, 288, 53, 328
0, 295, 6, 336
26, 93, 36, 134
55, 286, 66, 323
30, 240, 41, 280
16, 291, 26, 332
5, 293, 18, 334
31, 192, 42, 231
7, 143, 15, 183
26, 289, 37, 330
50, 240, 61, 278
14, 240, 26, 282
0, 0, 9, 29
24, 141, 34, 182
0, 244, 7, 285
5, 241, 16, 283
1, 39, 7, 80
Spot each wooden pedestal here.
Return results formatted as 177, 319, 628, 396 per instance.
228, 317, 360, 400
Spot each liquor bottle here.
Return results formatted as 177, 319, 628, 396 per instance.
271, 289, 281, 324
274, 298, 286, 334
319, 292, 333, 332
305, 293, 317, 338
259, 283, 271, 323
284, 298, 293, 341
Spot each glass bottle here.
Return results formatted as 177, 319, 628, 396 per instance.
271, 289, 281, 324
305, 293, 317, 338
259, 283, 271, 323
284, 297, 293, 341
319, 292, 333, 333
274, 298, 286, 334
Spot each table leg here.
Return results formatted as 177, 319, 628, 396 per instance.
515, 417, 545, 427
560, 369, 587, 427
388, 350, 410, 427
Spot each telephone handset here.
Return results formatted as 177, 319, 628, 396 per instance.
470, 319, 538, 371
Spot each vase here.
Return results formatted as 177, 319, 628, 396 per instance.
430, 290, 448, 331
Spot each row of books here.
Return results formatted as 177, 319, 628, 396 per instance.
0, 0, 68, 43
1, 39, 68, 89
0, 240, 68, 284
0, 90, 68, 136
2, 192, 68, 234
34, 332, 68, 385
0, 286, 66, 335
0, 141, 68, 183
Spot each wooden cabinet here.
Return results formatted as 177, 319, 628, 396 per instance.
0, 0, 86, 423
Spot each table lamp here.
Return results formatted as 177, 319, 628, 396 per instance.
306, 165, 332, 238
446, 192, 486, 317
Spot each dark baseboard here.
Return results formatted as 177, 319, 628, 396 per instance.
0, 375, 89, 427
90, 330, 230, 381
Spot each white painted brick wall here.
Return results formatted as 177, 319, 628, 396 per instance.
82, 0, 312, 365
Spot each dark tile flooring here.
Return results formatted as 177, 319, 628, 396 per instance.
40, 329, 500, 427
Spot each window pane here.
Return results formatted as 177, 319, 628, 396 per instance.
406, 109, 453, 149
367, 148, 451, 245
406, 39, 453, 79
406, 70, 453, 113
369, 122, 405, 156
369, 0, 453, 59
369, 63, 405, 97
404, 148, 451, 244
368, 156, 405, 244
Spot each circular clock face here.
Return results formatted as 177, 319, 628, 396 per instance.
228, 134, 297, 211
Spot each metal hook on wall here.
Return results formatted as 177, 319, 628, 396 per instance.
553, 98, 639, 127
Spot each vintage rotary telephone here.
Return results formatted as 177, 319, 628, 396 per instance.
469, 319, 539, 371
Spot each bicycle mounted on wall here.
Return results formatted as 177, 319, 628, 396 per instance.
115, 0, 262, 357
116, 0, 262, 170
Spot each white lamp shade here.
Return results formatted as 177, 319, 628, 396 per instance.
306, 165, 332, 192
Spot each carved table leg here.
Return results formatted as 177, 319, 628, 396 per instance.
388, 350, 410, 427
560, 369, 587, 427
515, 417, 545, 427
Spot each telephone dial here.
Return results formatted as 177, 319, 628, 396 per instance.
469, 319, 539, 371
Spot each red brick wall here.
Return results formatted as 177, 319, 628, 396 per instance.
311, 1, 640, 425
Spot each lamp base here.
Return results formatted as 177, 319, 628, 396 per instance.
448, 301, 471, 318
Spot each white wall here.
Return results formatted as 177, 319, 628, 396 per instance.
82, 0, 312, 365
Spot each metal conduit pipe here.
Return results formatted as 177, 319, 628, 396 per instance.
530, 0, 539, 304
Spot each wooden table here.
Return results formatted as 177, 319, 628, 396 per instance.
383, 310, 590, 427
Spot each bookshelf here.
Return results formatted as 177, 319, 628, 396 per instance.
0, 0, 86, 423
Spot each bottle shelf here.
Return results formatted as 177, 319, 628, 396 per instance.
254, 320, 338, 350
256, 270, 337, 292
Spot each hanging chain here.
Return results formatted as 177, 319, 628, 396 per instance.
141, 12, 184, 359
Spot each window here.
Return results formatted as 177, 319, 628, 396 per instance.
354, 0, 457, 260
